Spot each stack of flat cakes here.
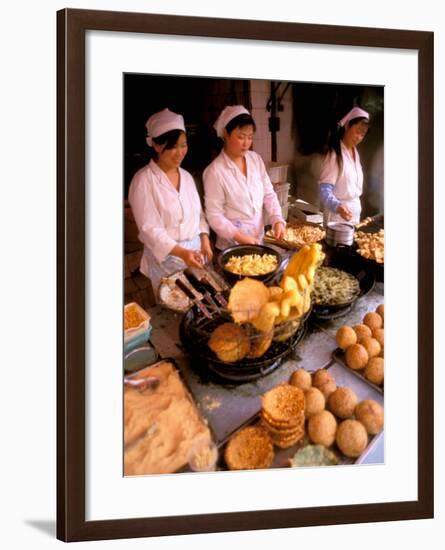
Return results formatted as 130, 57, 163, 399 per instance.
224, 426, 274, 470
261, 384, 305, 448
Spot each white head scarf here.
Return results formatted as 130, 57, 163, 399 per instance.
145, 108, 186, 146
213, 105, 250, 138
338, 107, 370, 128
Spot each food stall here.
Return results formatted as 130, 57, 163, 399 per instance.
124, 217, 384, 475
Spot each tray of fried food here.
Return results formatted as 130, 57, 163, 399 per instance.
284, 364, 384, 467
265, 221, 325, 250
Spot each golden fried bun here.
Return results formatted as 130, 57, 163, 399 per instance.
372, 328, 384, 350
289, 368, 312, 391
307, 410, 337, 447
359, 336, 381, 359
336, 326, 357, 351
353, 324, 372, 341
345, 343, 369, 370
363, 311, 383, 331
376, 303, 384, 323
328, 387, 358, 419
208, 323, 250, 363
364, 357, 384, 385
304, 387, 325, 418
336, 419, 368, 458
355, 400, 384, 435
312, 369, 337, 399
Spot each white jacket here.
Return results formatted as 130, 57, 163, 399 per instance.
128, 160, 209, 270
203, 150, 284, 249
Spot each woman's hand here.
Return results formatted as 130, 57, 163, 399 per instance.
273, 221, 286, 240
172, 246, 204, 268
336, 205, 353, 221
200, 234, 213, 264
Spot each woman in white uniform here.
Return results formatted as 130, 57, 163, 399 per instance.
203, 105, 286, 250
128, 108, 212, 295
318, 107, 370, 225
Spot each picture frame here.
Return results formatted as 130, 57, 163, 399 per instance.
57, 8, 434, 542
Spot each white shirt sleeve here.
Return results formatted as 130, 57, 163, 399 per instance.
128, 169, 178, 264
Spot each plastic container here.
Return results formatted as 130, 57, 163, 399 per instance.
124, 302, 151, 354
266, 162, 289, 184
273, 182, 290, 205
124, 344, 159, 373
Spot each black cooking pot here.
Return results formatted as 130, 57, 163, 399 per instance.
310, 248, 376, 318
179, 309, 307, 384
217, 244, 282, 284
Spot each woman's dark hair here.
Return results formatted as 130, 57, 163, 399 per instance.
152, 129, 185, 150
225, 113, 256, 135
327, 116, 369, 172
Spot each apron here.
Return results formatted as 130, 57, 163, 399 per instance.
323, 145, 363, 226
140, 235, 202, 297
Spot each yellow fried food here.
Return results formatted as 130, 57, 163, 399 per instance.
280, 289, 302, 318
267, 286, 283, 301
280, 275, 298, 292
283, 245, 310, 280
228, 278, 269, 324
225, 253, 278, 276
252, 301, 281, 332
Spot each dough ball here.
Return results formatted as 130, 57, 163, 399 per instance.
372, 328, 384, 349
364, 357, 384, 385
345, 344, 369, 370
376, 303, 384, 323
353, 324, 372, 341
359, 336, 381, 358
308, 410, 337, 447
363, 311, 383, 331
289, 368, 312, 391
327, 387, 358, 419
336, 326, 357, 351
336, 419, 368, 458
312, 369, 337, 399
304, 387, 325, 418
355, 400, 384, 435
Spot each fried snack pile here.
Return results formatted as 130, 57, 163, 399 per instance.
210, 244, 325, 362
227, 243, 324, 336
124, 302, 150, 331
260, 384, 305, 448
266, 223, 325, 247
354, 229, 384, 264
225, 253, 278, 275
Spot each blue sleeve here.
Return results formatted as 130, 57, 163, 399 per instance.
319, 183, 341, 213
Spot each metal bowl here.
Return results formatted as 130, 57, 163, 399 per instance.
217, 244, 282, 284
325, 222, 355, 247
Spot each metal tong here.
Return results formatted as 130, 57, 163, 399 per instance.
174, 273, 213, 319
185, 266, 228, 308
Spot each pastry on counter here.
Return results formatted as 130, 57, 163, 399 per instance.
124, 361, 212, 476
